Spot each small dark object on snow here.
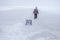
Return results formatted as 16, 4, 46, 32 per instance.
25, 19, 32, 25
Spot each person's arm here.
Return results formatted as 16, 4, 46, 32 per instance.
37, 10, 39, 14
33, 9, 35, 13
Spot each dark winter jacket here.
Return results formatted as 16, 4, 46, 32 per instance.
33, 8, 39, 14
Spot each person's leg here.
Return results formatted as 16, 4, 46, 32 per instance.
34, 14, 36, 19
35, 14, 37, 19
34, 14, 37, 19
35, 14, 37, 18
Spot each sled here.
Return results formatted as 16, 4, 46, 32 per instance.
25, 19, 32, 25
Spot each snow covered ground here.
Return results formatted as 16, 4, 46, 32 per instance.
0, 7, 60, 40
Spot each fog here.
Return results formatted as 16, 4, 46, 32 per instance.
0, 0, 60, 40
0, 0, 60, 13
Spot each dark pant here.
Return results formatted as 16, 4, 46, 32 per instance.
34, 14, 37, 19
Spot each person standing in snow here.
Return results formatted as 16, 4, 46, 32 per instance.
33, 7, 39, 19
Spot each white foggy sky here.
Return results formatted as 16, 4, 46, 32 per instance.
0, 0, 60, 12
0, 0, 60, 7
